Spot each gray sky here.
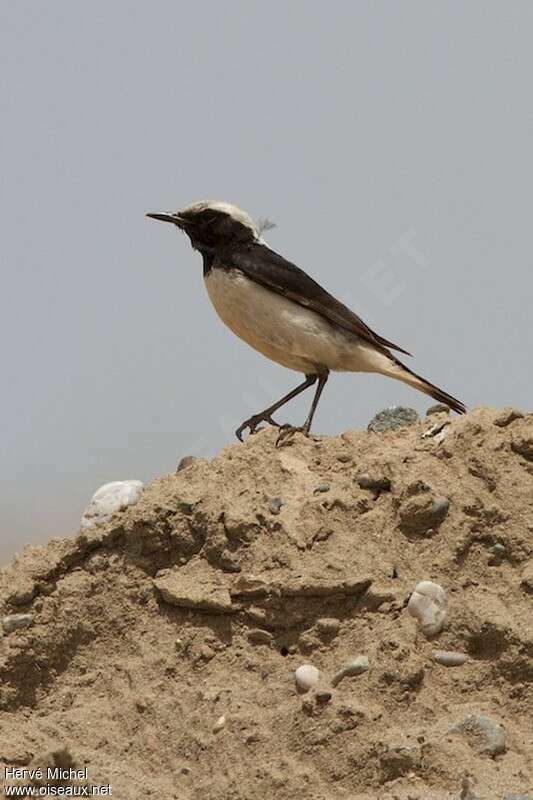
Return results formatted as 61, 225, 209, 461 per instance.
1, 2, 532, 564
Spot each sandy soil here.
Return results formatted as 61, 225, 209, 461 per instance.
0, 406, 532, 799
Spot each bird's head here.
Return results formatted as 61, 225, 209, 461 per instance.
147, 201, 263, 253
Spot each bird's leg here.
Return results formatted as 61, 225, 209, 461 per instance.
235, 375, 318, 441
276, 372, 329, 447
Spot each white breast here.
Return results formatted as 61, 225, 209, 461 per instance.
204, 267, 385, 375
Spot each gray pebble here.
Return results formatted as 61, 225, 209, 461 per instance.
426, 403, 451, 416
430, 496, 450, 517
504, 795, 532, 800
314, 483, 330, 493
176, 455, 197, 473
368, 406, 419, 433
268, 497, 283, 514
332, 656, 369, 687
432, 650, 468, 667
451, 714, 506, 756
2, 614, 34, 633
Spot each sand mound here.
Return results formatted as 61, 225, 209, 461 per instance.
1, 406, 532, 799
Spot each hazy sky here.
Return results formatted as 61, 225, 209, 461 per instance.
1, 2, 532, 564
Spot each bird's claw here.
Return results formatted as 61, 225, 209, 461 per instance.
275, 424, 309, 448
235, 413, 280, 442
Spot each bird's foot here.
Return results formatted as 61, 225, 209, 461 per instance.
275, 424, 310, 448
235, 412, 281, 442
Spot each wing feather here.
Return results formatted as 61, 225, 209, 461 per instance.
226, 244, 411, 357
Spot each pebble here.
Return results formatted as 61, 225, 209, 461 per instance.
399, 495, 450, 537
407, 581, 448, 636
331, 656, 369, 687
493, 406, 524, 427
432, 650, 468, 667
294, 664, 320, 692
2, 614, 34, 633
426, 403, 451, 416
431, 496, 450, 516
357, 473, 391, 492
504, 795, 532, 800
247, 628, 274, 646
451, 713, 506, 756
212, 715, 226, 733
81, 480, 144, 529
268, 497, 283, 515
176, 455, 197, 472
6, 580, 36, 606
316, 617, 340, 636
314, 483, 330, 493
368, 406, 419, 433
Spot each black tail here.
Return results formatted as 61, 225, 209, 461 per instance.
391, 356, 466, 415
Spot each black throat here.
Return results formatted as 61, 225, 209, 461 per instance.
201, 249, 215, 276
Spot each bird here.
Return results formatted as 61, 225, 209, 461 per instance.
147, 201, 465, 443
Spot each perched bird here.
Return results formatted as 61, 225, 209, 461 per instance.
147, 201, 465, 442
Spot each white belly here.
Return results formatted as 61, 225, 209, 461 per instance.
204, 267, 389, 374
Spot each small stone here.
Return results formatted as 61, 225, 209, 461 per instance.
368, 406, 419, 433
314, 483, 330, 493
314, 688, 332, 705
431, 496, 450, 516
212, 715, 226, 733
451, 714, 506, 756
176, 455, 197, 472
2, 613, 34, 633
294, 664, 320, 692
399, 494, 450, 538
316, 617, 340, 637
81, 480, 144, 529
426, 404, 451, 416
6, 580, 36, 606
432, 650, 468, 667
331, 656, 369, 687
199, 644, 215, 661
488, 542, 506, 565
337, 454, 352, 463
511, 435, 533, 462
154, 570, 234, 614
493, 407, 524, 427
247, 628, 273, 646
357, 473, 391, 492
504, 795, 532, 800
268, 497, 283, 515
379, 742, 422, 781
407, 581, 447, 637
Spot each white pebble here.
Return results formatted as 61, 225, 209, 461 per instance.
81, 480, 144, 529
213, 715, 226, 733
407, 580, 448, 636
432, 650, 467, 667
294, 664, 320, 692
332, 655, 369, 687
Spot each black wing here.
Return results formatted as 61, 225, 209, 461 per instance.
227, 243, 411, 357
